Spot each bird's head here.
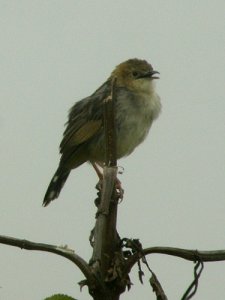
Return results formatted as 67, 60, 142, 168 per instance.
111, 58, 159, 93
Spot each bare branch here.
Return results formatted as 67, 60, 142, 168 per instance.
104, 76, 117, 167
91, 77, 119, 268
150, 272, 168, 300
91, 167, 118, 265
0, 235, 96, 287
125, 246, 225, 273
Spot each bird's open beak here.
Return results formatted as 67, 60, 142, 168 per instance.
139, 70, 160, 80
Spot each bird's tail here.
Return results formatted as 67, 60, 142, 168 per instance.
43, 167, 70, 207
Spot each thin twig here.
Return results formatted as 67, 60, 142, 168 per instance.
0, 235, 96, 287
121, 238, 168, 299
125, 246, 225, 273
150, 272, 168, 300
181, 260, 204, 300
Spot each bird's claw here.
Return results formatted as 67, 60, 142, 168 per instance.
115, 180, 124, 202
95, 178, 124, 203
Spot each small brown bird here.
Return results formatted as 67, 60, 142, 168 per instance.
43, 58, 161, 206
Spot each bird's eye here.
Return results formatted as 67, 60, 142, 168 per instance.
132, 71, 139, 78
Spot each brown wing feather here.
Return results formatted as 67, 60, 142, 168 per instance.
59, 79, 111, 167
67, 120, 102, 146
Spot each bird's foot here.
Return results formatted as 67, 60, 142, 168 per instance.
95, 177, 124, 204
115, 178, 124, 202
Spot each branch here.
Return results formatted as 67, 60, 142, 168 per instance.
104, 76, 117, 167
0, 235, 96, 287
150, 272, 168, 300
181, 260, 204, 300
91, 77, 119, 272
125, 246, 225, 272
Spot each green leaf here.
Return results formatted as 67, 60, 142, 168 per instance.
44, 294, 76, 300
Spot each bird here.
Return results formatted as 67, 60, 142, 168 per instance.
43, 58, 161, 206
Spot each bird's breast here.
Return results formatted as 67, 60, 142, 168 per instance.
115, 91, 161, 158
88, 90, 161, 162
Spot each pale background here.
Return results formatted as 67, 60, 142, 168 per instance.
0, 1, 225, 299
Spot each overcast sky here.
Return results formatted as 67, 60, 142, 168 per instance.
1, 1, 225, 299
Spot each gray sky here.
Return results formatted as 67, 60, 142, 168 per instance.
1, 1, 225, 299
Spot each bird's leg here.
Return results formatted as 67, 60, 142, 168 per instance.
92, 162, 103, 181
92, 163, 103, 206
91, 162, 124, 201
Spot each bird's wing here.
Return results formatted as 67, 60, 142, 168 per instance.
60, 79, 111, 155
